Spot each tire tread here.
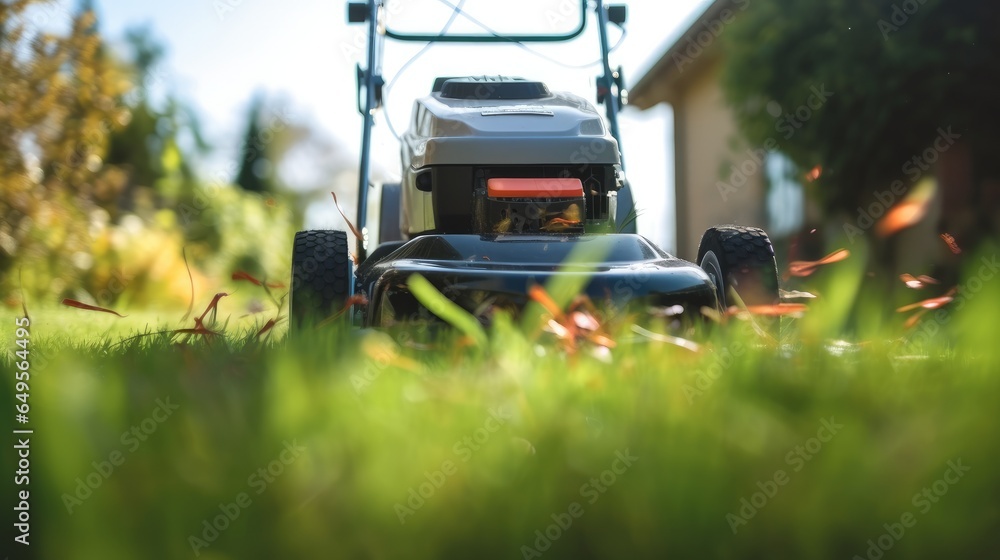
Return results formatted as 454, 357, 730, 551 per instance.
290, 230, 352, 326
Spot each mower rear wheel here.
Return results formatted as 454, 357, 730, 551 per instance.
290, 230, 353, 328
697, 225, 779, 310
379, 183, 403, 244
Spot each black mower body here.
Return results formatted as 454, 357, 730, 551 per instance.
355, 233, 718, 326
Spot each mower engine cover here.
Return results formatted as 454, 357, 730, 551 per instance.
400, 76, 622, 238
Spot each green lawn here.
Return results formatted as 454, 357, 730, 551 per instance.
2, 251, 999, 560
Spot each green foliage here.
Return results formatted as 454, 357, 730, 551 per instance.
721, 0, 1000, 212
0, 0, 129, 287
1, 8, 296, 309
171, 184, 296, 287
104, 25, 209, 200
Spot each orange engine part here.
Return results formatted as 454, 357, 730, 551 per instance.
486, 178, 585, 198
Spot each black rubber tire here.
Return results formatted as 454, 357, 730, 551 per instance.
379, 183, 403, 244
290, 230, 352, 327
697, 225, 779, 310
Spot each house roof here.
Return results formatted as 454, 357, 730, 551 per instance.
629, 0, 734, 109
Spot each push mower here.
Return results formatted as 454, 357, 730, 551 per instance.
289, 0, 779, 328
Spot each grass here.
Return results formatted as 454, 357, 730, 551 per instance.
2, 247, 1000, 560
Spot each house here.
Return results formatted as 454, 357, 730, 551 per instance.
628, 0, 804, 260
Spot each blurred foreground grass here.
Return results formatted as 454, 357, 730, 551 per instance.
2, 248, 1000, 560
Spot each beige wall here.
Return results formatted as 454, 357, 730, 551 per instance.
672, 58, 767, 260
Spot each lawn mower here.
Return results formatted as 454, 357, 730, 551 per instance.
289, 0, 779, 328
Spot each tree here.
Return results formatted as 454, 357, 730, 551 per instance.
235, 94, 276, 194
1, 4, 296, 304
104, 25, 209, 193
721, 0, 1000, 255
0, 0, 128, 284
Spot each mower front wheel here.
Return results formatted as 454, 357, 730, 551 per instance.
697, 225, 779, 310
290, 230, 353, 328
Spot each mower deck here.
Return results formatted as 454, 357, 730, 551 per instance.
355, 234, 718, 326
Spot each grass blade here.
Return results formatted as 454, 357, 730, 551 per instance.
407, 274, 487, 348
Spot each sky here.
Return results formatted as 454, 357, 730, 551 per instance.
81, 0, 709, 252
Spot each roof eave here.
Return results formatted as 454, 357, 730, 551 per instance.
629, 0, 732, 109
